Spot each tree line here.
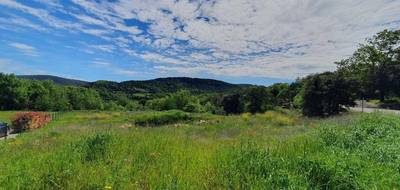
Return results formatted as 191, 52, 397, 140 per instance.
0, 75, 104, 111
0, 29, 399, 116
212, 29, 399, 116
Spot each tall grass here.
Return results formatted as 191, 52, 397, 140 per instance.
0, 111, 398, 189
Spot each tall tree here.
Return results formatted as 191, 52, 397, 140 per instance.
337, 29, 400, 101
0, 73, 27, 110
244, 87, 274, 114
302, 72, 356, 117
222, 94, 243, 114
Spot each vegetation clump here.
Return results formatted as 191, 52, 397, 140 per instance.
11, 112, 52, 132
301, 72, 356, 117
74, 133, 113, 162
262, 111, 296, 126
133, 110, 192, 126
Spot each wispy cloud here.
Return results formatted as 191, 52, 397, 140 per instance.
88, 44, 116, 53
91, 59, 138, 77
0, 16, 48, 32
8, 42, 39, 57
0, 58, 47, 74
92, 60, 111, 66
1, 0, 400, 79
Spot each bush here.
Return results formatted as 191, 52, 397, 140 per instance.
146, 90, 206, 113
11, 112, 52, 132
134, 110, 192, 126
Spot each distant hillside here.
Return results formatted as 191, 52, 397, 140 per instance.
87, 77, 245, 100
18, 75, 89, 86
122, 77, 241, 93
17, 75, 249, 98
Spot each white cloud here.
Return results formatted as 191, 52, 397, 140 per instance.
113, 68, 138, 77
2, 0, 400, 79
0, 58, 48, 74
0, 16, 48, 32
92, 60, 111, 66
87, 44, 116, 53
91, 59, 139, 77
9, 42, 39, 57
67, 0, 400, 78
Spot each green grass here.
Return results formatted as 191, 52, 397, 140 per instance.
0, 111, 398, 189
0, 111, 17, 123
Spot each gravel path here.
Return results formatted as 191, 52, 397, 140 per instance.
0, 133, 17, 141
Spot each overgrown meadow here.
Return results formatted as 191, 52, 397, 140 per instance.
0, 110, 398, 189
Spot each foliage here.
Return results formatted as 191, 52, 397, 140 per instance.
103, 101, 126, 111
18, 75, 88, 86
243, 87, 274, 114
221, 94, 243, 114
301, 72, 356, 117
337, 29, 400, 101
146, 90, 205, 113
11, 112, 52, 132
133, 110, 192, 126
0, 73, 104, 111
89, 77, 241, 96
0, 73, 27, 110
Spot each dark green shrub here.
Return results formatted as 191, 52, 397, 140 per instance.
221, 94, 243, 114
301, 72, 356, 117
243, 87, 274, 114
134, 110, 192, 126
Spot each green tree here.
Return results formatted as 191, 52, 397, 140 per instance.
222, 94, 243, 114
0, 73, 27, 110
243, 87, 274, 114
337, 29, 400, 101
51, 86, 72, 111
66, 87, 103, 110
302, 72, 356, 117
267, 83, 291, 108
145, 90, 205, 112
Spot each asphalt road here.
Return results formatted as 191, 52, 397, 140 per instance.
350, 107, 400, 114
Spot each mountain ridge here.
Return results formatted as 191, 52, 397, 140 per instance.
18, 75, 89, 86
17, 75, 252, 98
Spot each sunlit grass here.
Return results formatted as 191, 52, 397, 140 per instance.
0, 111, 398, 189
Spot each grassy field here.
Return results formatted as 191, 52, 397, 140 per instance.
0, 110, 399, 189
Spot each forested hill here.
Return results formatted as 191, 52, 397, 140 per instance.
18, 75, 89, 86
18, 75, 246, 94
89, 77, 242, 95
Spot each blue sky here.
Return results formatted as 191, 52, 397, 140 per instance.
0, 0, 399, 85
